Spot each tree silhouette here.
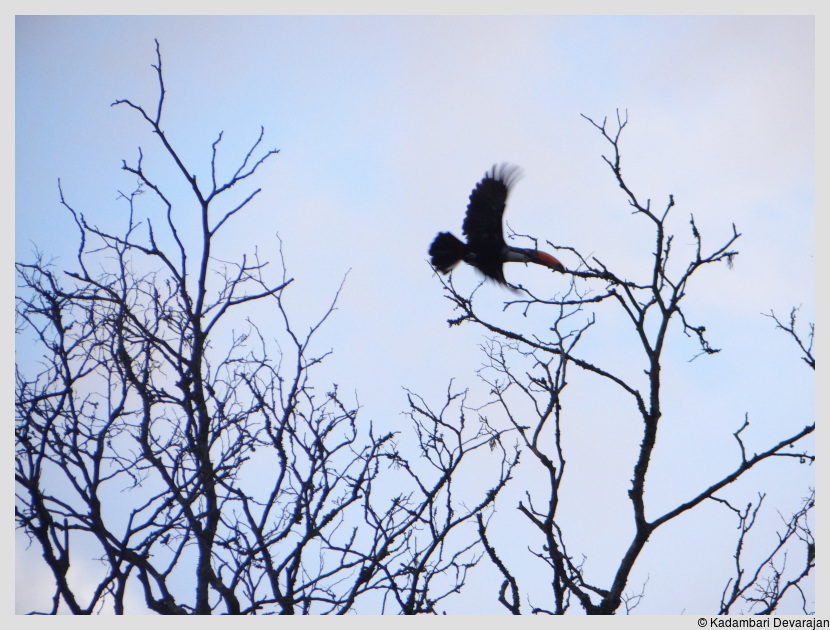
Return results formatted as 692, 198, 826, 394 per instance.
16, 44, 813, 615
15, 41, 515, 615
431, 110, 814, 614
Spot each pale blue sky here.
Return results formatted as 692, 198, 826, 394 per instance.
15, 15, 815, 614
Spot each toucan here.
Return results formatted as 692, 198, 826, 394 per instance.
429, 164, 565, 285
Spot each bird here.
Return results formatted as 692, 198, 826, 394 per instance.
428, 164, 565, 285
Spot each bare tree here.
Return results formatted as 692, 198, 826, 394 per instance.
16, 42, 813, 616
432, 111, 814, 614
15, 41, 516, 615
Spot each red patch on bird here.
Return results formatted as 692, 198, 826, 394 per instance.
535, 251, 565, 272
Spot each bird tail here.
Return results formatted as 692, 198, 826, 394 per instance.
428, 232, 467, 274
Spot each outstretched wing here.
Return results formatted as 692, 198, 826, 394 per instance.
461, 163, 521, 254
461, 164, 521, 283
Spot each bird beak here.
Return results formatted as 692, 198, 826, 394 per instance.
535, 251, 566, 273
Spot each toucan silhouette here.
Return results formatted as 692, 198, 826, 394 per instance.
429, 164, 565, 285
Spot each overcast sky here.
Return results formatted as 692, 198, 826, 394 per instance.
14, 14, 815, 614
